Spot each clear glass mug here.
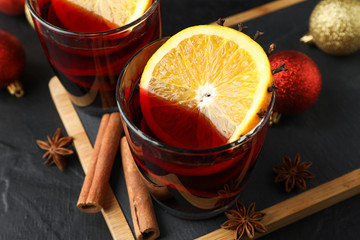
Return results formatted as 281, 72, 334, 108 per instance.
116, 38, 275, 219
27, 0, 161, 109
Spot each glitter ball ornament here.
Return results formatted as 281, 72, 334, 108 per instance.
0, 0, 25, 15
301, 0, 360, 55
0, 30, 25, 97
269, 50, 322, 115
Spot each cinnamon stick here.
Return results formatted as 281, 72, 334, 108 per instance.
121, 137, 160, 240
77, 112, 123, 212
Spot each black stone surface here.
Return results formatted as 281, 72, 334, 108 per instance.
1, 0, 360, 239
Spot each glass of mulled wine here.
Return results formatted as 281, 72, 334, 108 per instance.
116, 38, 275, 219
27, 0, 161, 109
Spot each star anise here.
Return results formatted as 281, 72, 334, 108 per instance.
36, 128, 74, 170
215, 182, 239, 208
216, 184, 233, 208
221, 201, 267, 239
273, 154, 314, 192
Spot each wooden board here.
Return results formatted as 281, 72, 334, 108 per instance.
49, 76, 134, 240
49, 76, 360, 240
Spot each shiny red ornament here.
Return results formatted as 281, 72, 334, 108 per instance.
269, 50, 322, 115
0, 30, 25, 96
0, 0, 25, 15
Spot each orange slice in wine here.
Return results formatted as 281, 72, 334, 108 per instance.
52, 0, 152, 32
140, 25, 273, 149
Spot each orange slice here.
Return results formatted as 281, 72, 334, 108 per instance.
52, 0, 152, 32
140, 25, 273, 148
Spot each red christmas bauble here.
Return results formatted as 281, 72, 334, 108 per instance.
269, 50, 322, 115
0, 0, 25, 15
0, 30, 25, 89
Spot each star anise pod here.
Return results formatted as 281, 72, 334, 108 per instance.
273, 154, 314, 192
36, 128, 74, 170
216, 183, 236, 208
221, 201, 267, 239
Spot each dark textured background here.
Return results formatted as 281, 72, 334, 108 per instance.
1, 0, 360, 239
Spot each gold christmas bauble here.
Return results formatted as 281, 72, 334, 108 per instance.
307, 0, 360, 55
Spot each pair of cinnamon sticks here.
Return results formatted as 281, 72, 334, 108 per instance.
76, 112, 160, 240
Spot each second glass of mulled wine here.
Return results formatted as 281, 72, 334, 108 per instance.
27, 0, 162, 109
